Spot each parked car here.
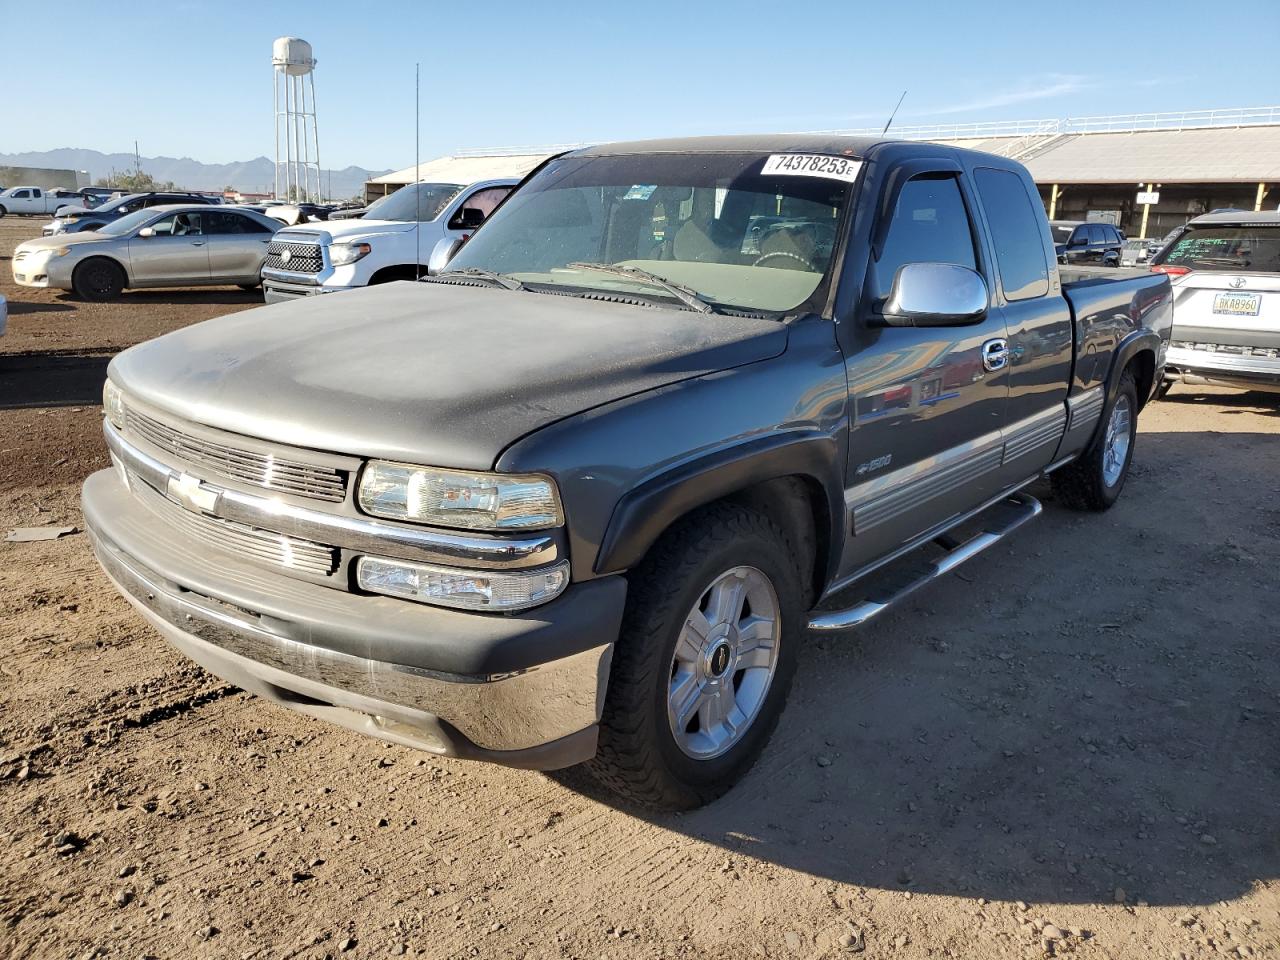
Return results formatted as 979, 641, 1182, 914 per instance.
1121, 237, 1154, 266
1151, 209, 1280, 395
260, 179, 517, 303
326, 204, 367, 221
1050, 220, 1123, 266
85, 135, 1171, 809
13, 205, 281, 301
42, 192, 221, 236
0, 186, 84, 218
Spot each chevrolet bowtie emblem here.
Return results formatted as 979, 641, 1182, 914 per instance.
167, 473, 220, 514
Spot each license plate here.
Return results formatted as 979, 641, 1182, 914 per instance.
1212, 292, 1261, 316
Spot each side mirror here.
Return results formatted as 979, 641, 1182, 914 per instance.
454, 207, 485, 230
877, 262, 988, 327
137, 227, 155, 238
426, 236, 462, 276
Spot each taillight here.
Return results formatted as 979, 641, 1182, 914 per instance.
1151, 265, 1190, 276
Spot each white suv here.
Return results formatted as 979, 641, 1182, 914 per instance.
1152, 210, 1280, 396
261, 178, 517, 303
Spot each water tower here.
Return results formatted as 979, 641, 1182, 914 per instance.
272, 37, 321, 202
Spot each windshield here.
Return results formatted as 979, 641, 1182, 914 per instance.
445, 152, 854, 314
1050, 225, 1075, 243
1158, 224, 1280, 273
363, 182, 464, 222
98, 209, 161, 236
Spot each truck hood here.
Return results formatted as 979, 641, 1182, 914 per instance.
279, 219, 419, 243
109, 281, 789, 469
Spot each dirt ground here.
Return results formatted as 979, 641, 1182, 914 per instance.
1, 214, 1277, 960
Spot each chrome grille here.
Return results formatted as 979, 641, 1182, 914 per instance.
130, 472, 338, 577
13, 251, 29, 263
125, 408, 347, 503
264, 239, 324, 274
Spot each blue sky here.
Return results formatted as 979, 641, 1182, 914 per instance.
2, 0, 1275, 170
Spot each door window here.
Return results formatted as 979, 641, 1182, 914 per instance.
974, 167, 1049, 301
147, 212, 203, 236
13, 189, 31, 199
448, 186, 513, 228
869, 175, 977, 300
207, 211, 270, 234
1086, 224, 1107, 244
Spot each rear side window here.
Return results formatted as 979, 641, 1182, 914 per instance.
1160, 225, 1280, 273
870, 175, 977, 300
974, 168, 1049, 301
207, 211, 271, 234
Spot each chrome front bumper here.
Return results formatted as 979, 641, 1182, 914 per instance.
82, 466, 625, 769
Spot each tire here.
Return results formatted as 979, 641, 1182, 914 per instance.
1052, 368, 1139, 511
0, 205, 7, 218
71, 258, 126, 301
586, 503, 803, 809
238, 282, 261, 291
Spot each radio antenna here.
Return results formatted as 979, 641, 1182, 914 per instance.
882, 90, 908, 135
414, 62, 421, 280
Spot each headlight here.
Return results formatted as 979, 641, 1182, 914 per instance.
103, 379, 125, 429
45, 245, 71, 258
356, 556, 569, 611
358, 461, 563, 530
329, 241, 372, 266
60, 217, 80, 225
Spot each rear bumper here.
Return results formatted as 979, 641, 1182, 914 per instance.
82, 468, 626, 769
1165, 346, 1280, 394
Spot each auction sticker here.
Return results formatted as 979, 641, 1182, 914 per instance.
761, 154, 863, 183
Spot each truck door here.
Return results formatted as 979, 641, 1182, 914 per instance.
971, 166, 1074, 487
838, 165, 1010, 574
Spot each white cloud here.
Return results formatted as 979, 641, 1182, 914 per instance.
905, 74, 1095, 118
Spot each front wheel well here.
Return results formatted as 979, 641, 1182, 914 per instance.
645, 476, 831, 608
368, 264, 423, 285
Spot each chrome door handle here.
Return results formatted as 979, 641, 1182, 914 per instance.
982, 338, 1009, 372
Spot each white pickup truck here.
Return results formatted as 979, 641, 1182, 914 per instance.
260, 178, 517, 303
0, 186, 84, 218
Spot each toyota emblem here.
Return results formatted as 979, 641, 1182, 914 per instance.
1229, 276, 1246, 289
280, 248, 293, 264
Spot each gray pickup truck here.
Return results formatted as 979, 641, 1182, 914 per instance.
84, 136, 1173, 809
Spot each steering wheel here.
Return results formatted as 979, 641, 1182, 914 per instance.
752, 250, 813, 270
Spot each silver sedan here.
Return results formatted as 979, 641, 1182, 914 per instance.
11, 205, 281, 301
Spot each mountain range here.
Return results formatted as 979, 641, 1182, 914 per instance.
0, 148, 392, 198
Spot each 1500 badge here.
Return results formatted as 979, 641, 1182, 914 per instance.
855, 454, 893, 476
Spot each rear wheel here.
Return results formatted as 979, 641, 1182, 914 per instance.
586, 503, 802, 809
1052, 368, 1138, 511
238, 282, 261, 291
72, 258, 126, 301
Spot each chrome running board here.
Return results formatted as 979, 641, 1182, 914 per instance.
807, 492, 1043, 632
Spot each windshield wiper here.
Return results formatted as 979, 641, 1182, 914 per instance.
565, 262, 720, 314
431, 267, 524, 290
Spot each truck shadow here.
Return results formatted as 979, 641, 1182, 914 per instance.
559, 430, 1280, 907
1160, 389, 1279, 418
0, 350, 111, 408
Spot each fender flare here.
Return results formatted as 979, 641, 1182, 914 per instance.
593, 431, 845, 586
1104, 329, 1162, 405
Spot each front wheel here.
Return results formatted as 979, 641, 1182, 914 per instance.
586, 503, 802, 809
0, 205, 7, 218
71, 258, 125, 301
1052, 369, 1138, 511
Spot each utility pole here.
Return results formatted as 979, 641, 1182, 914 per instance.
134, 141, 142, 178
